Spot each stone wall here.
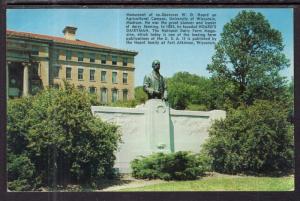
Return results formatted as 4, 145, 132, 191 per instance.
91, 100, 225, 173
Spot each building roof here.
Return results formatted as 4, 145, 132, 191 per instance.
7, 30, 138, 55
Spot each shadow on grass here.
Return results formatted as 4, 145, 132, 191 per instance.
37, 170, 295, 192
92, 178, 133, 190
209, 170, 294, 178
44, 176, 134, 192
254, 170, 294, 178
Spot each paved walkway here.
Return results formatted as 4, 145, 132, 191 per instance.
99, 175, 166, 191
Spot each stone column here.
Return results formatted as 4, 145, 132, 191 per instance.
22, 62, 31, 96
40, 61, 49, 87
145, 99, 173, 153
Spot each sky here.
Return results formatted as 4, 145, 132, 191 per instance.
7, 8, 293, 86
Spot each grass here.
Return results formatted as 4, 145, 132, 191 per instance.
119, 174, 294, 191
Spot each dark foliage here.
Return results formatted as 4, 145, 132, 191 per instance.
131, 151, 208, 180
202, 100, 294, 175
167, 72, 214, 110
7, 84, 121, 190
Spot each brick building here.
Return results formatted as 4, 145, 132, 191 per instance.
6, 26, 138, 103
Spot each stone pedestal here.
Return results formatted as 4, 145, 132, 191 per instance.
145, 99, 172, 153
91, 103, 226, 173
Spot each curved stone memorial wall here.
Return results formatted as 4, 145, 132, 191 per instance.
91, 99, 225, 173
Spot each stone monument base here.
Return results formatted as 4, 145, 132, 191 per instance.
145, 99, 172, 153
92, 100, 225, 173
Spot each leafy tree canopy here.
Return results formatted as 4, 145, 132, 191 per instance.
207, 11, 290, 107
134, 86, 148, 104
167, 72, 214, 110
7, 83, 121, 190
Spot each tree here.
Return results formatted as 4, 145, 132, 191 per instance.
207, 11, 289, 107
7, 97, 39, 190
7, 84, 121, 189
287, 78, 294, 123
134, 86, 148, 104
167, 72, 214, 110
168, 80, 191, 110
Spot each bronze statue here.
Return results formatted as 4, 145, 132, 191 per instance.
143, 60, 168, 101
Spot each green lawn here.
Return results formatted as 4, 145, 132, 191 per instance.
120, 174, 294, 191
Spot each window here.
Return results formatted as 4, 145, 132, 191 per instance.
90, 69, 95, 81
90, 53, 95, 63
66, 50, 72, 60
101, 55, 106, 64
112, 89, 118, 103
78, 68, 84, 80
123, 57, 128, 66
100, 88, 107, 103
101, 71, 107, 82
123, 89, 128, 101
89, 87, 96, 94
31, 64, 39, 78
112, 72, 117, 83
54, 50, 60, 61
54, 65, 60, 78
123, 73, 128, 84
31, 46, 39, 56
112, 56, 117, 65
78, 52, 83, 62
66, 67, 72, 79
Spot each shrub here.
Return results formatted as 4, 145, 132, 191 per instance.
7, 83, 121, 189
131, 151, 207, 180
108, 100, 138, 108
7, 153, 37, 191
7, 97, 32, 155
134, 86, 148, 104
187, 103, 208, 111
202, 100, 294, 174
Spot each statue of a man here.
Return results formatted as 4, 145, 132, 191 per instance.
143, 60, 168, 101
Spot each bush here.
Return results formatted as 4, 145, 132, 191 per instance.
7, 83, 121, 189
7, 97, 32, 155
108, 100, 138, 108
7, 153, 37, 191
187, 103, 208, 111
131, 151, 207, 180
202, 100, 294, 175
135, 86, 148, 104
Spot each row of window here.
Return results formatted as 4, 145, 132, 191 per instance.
78, 86, 128, 103
55, 67, 128, 84
55, 50, 128, 66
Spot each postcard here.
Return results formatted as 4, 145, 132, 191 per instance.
6, 8, 294, 192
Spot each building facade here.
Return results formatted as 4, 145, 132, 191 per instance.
6, 26, 138, 103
